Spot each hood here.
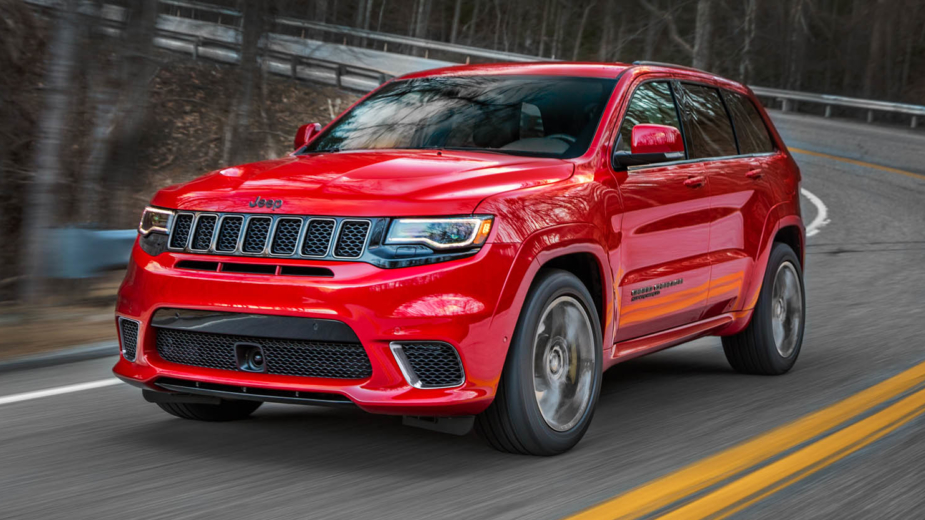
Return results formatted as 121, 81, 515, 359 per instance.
150, 150, 574, 216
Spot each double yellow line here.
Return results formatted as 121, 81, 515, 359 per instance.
566, 360, 925, 520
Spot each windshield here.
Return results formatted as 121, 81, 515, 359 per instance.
303, 75, 617, 159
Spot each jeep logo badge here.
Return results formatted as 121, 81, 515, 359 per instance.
249, 196, 282, 210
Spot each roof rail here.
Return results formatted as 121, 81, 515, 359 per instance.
631, 61, 713, 75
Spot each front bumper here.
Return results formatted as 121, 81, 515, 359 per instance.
114, 238, 519, 416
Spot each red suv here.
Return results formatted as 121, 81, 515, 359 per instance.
115, 62, 805, 455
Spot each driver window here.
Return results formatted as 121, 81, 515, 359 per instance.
617, 82, 683, 153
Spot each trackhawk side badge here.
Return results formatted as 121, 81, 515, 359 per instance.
249, 196, 283, 210
631, 278, 684, 301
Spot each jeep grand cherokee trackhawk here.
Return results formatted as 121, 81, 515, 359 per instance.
114, 62, 805, 455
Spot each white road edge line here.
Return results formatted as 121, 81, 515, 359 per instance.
801, 187, 829, 237
0, 379, 121, 406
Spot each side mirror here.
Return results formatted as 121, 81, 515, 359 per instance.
294, 123, 322, 150
613, 124, 685, 169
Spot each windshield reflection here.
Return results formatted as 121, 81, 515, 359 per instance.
304, 76, 617, 159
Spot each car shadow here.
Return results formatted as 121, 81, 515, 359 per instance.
113, 339, 743, 471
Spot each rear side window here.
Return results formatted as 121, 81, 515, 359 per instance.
674, 83, 737, 159
617, 81, 683, 153
723, 91, 775, 154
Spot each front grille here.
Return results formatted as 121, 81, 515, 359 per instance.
156, 328, 373, 379
119, 318, 140, 361
191, 215, 217, 250
271, 218, 302, 255
216, 216, 243, 252
169, 214, 193, 248
167, 212, 377, 261
334, 220, 370, 258
243, 217, 272, 253
302, 219, 335, 256
399, 343, 465, 388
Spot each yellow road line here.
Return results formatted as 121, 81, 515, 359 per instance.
565, 360, 925, 520
788, 147, 925, 181
658, 388, 925, 520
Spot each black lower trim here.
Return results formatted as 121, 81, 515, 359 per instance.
151, 308, 360, 343
153, 378, 355, 407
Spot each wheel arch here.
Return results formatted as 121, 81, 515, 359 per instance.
489, 223, 615, 354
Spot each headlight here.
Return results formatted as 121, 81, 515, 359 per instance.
138, 206, 174, 235
386, 217, 493, 250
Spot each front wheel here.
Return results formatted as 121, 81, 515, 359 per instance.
723, 242, 805, 375
476, 269, 603, 455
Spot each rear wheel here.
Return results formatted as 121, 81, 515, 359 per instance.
476, 269, 602, 455
156, 400, 262, 422
723, 242, 805, 375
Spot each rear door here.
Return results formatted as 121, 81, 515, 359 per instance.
614, 81, 713, 342
702, 88, 780, 316
672, 83, 750, 319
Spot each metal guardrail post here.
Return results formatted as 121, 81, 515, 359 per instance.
913, 116, 919, 129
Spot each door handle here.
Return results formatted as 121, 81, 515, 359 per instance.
746, 169, 763, 179
683, 176, 705, 188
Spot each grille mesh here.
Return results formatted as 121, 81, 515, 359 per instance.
271, 218, 302, 255
216, 216, 243, 252
156, 328, 372, 379
169, 214, 193, 248
302, 219, 335, 256
334, 221, 370, 258
191, 215, 217, 250
402, 343, 464, 388
120, 319, 140, 361
243, 217, 272, 253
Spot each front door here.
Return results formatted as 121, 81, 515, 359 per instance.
613, 80, 713, 342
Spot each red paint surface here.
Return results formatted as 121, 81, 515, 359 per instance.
115, 62, 803, 415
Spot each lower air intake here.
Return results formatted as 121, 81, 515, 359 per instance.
393, 342, 465, 388
156, 328, 372, 379
119, 318, 140, 362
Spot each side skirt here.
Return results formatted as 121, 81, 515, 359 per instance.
606, 311, 750, 369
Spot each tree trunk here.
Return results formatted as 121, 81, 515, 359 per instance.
785, 0, 808, 91
538, 0, 550, 57
572, 1, 596, 61
597, 0, 613, 62
862, 0, 885, 98
692, 0, 713, 70
21, 0, 80, 303
739, 0, 758, 83
450, 0, 463, 43
223, 1, 265, 166
642, 1, 661, 60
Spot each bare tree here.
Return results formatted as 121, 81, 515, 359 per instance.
691, 0, 713, 70
739, 0, 758, 83
223, 1, 268, 166
21, 0, 80, 303
572, 1, 597, 61
449, 0, 463, 43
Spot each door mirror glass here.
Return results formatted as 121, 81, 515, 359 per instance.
294, 123, 322, 150
614, 124, 685, 168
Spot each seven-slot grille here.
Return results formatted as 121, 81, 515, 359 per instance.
167, 212, 372, 260
119, 318, 140, 362
156, 328, 373, 379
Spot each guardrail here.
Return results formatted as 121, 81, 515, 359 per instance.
159, 0, 551, 63
751, 87, 925, 128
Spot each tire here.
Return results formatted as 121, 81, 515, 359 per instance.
476, 269, 603, 456
723, 242, 805, 375
156, 399, 262, 422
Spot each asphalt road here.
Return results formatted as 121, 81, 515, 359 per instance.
2, 112, 925, 520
